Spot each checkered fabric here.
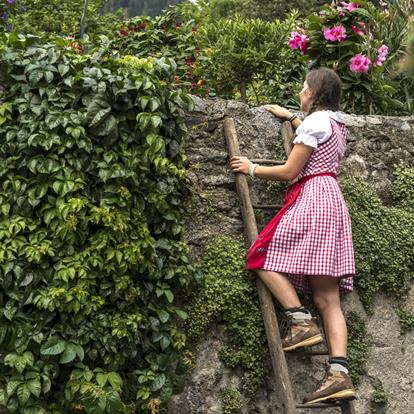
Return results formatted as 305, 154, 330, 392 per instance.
258, 120, 355, 293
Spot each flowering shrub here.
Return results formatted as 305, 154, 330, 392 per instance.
202, 11, 305, 104
289, 0, 403, 114
111, 2, 209, 97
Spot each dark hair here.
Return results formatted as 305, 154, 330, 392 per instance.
305, 68, 342, 114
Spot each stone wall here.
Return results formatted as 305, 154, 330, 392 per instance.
167, 97, 414, 414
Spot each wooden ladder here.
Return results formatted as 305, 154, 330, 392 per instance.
224, 117, 356, 414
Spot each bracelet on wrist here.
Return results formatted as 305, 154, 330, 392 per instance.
287, 113, 298, 123
248, 163, 259, 177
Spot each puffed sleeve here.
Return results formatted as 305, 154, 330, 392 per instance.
293, 112, 332, 149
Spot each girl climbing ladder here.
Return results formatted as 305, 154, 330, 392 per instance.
230, 68, 356, 405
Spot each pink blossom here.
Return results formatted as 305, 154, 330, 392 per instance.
352, 22, 366, 36
341, 2, 359, 12
323, 25, 347, 42
349, 54, 371, 73
375, 44, 389, 66
288, 31, 310, 54
339, 11, 346, 17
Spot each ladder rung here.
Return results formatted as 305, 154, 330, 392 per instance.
290, 349, 329, 356
251, 158, 285, 165
296, 402, 345, 408
252, 204, 283, 210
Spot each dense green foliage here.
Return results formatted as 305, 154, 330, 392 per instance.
370, 384, 388, 409
221, 388, 242, 414
207, 0, 325, 20
342, 167, 414, 309
102, 0, 414, 113
346, 311, 369, 385
11, 0, 120, 37
200, 13, 304, 104
104, 0, 181, 18
397, 308, 414, 334
186, 236, 267, 403
375, 0, 414, 112
0, 33, 195, 413
111, 2, 209, 97
403, 19, 414, 77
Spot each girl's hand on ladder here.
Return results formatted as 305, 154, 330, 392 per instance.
230, 155, 252, 174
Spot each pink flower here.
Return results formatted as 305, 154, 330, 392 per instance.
375, 44, 389, 66
339, 11, 346, 17
341, 2, 359, 12
323, 25, 347, 42
349, 54, 371, 73
288, 31, 310, 54
352, 22, 366, 36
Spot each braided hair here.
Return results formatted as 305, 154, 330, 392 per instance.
306, 68, 342, 115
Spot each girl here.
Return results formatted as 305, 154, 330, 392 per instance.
230, 68, 356, 405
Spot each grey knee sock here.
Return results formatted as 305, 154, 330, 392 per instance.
285, 307, 312, 322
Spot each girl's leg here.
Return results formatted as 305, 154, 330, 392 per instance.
256, 270, 323, 351
255, 270, 301, 309
302, 276, 355, 405
310, 276, 347, 357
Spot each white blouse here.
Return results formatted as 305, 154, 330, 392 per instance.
293, 110, 342, 149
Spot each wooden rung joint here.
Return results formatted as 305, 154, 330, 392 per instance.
252, 204, 283, 210
296, 403, 345, 409
250, 158, 285, 165
289, 349, 329, 356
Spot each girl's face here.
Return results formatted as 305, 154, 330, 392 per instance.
299, 80, 313, 112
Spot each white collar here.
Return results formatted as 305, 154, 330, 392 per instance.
314, 109, 342, 122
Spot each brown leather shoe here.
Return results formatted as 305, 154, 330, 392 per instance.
303, 367, 356, 404
281, 317, 323, 351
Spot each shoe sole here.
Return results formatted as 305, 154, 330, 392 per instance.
283, 334, 323, 351
304, 390, 356, 405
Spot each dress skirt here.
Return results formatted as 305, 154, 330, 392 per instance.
247, 175, 355, 294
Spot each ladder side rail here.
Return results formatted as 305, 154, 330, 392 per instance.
224, 117, 297, 414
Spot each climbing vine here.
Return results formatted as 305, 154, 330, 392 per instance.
346, 311, 369, 385
342, 167, 414, 310
0, 34, 195, 413
186, 236, 267, 404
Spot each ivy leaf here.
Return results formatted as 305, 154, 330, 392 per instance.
29, 71, 43, 85
107, 372, 122, 391
90, 108, 112, 128
7, 380, 21, 396
158, 309, 170, 323
0, 388, 6, 405
96, 373, 108, 387
175, 309, 188, 320
26, 378, 41, 398
151, 374, 166, 391
59, 343, 77, 364
58, 64, 69, 77
40, 337, 66, 356
17, 383, 31, 405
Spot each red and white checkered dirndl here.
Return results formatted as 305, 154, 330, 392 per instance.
246, 119, 355, 293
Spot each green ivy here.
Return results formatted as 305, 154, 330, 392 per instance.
0, 33, 195, 413
370, 384, 388, 409
342, 169, 414, 310
397, 308, 414, 335
392, 163, 414, 210
186, 236, 267, 402
347, 312, 369, 386
221, 388, 242, 414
